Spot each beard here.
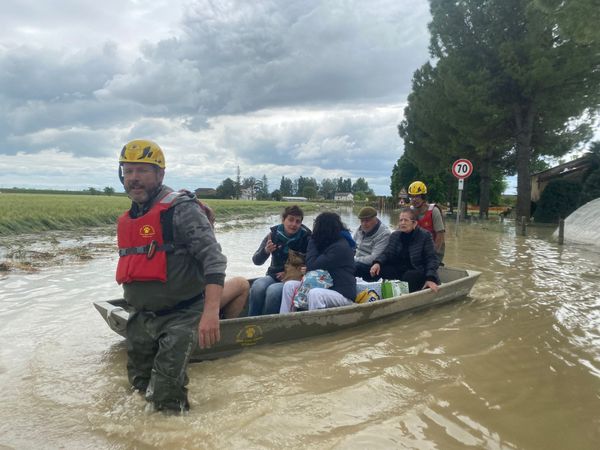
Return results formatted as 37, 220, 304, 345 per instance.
126, 181, 158, 204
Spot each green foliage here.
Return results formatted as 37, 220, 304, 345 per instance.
353, 191, 366, 201
215, 177, 236, 199
257, 175, 270, 200
0, 193, 130, 235
270, 189, 282, 201
296, 176, 319, 197
390, 155, 419, 199
581, 168, 600, 204
336, 177, 352, 193
533, 0, 600, 44
351, 177, 374, 196
0, 193, 323, 236
390, 154, 455, 206
279, 176, 294, 196
533, 179, 581, 223
301, 186, 318, 199
319, 178, 337, 200
419, 0, 600, 219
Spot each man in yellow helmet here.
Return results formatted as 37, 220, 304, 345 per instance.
408, 181, 445, 262
116, 139, 232, 413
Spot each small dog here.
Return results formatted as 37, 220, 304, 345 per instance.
282, 249, 305, 282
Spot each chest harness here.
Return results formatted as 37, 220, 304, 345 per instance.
116, 191, 182, 284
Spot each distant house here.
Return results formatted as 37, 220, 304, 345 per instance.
334, 192, 354, 202
240, 187, 256, 200
530, 155, 596, 202
282, 196, 307, 202
194, 187, 216, 198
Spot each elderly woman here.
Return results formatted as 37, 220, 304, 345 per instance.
280, 212, 356, 312
369, 208, 440, 293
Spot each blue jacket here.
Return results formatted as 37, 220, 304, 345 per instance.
306, 236, 356, 300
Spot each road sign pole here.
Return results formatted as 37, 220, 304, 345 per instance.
455, 178, 464, 236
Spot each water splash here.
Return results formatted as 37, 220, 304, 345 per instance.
554, 198, 600, 246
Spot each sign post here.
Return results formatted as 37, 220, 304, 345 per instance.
451, 159, 473, 235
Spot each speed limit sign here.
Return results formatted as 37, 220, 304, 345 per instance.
452, 159, 473, 179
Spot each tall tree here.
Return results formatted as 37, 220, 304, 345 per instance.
258, 174, 269, 200
352, 177, 374, 196
216, 177, 236, 199
336, 177, 352, 192
279, 176, 294, 196
427, 0, 600, 219
296, 176, 317, 197
319, 178, 337, 200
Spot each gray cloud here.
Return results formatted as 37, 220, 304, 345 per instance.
0, 0, 432, 194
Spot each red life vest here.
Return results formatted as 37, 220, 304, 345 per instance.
417, 203, 437, 241
116, 191, 182, 284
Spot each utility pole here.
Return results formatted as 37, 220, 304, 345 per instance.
235, 165, 241, 200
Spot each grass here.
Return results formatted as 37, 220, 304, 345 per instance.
0, 193, 324, 236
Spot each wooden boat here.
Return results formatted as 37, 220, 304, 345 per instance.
94, 266, 480, 361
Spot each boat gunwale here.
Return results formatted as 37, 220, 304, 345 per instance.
94, 268, 481, 326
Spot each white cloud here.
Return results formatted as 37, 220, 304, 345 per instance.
0, 0, 432, 195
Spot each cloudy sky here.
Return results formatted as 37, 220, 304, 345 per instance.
0, 0, 433, 195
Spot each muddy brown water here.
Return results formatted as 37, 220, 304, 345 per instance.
1, 210, 599, 449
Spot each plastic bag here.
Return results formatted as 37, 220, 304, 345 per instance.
381, 280, 409, 299
292, 270, 333, 310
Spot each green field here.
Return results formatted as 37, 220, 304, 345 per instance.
0, 193, 323, 236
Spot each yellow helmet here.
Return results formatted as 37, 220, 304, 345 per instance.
408, 181, 427, 196
119, 139, 166, 169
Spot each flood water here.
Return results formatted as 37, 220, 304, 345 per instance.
1, 208, 599, 449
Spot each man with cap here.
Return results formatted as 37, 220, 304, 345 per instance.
353, 206, 391, 281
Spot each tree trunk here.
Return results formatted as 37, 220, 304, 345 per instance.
446, 176, 455, 213
478, 149, 492, 219
514, 103, 536, 220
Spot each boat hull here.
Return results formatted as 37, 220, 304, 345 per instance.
94, 267, 480, 361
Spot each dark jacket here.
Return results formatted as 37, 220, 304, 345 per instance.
306, 236, 356, 300
375, 226, 440, 283
252, 224, 311, 278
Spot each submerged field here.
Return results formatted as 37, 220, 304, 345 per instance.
0, 193, 322, 236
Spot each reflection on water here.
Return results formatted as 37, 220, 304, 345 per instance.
1, 211, 600, 449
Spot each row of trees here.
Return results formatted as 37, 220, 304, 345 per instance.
393, 0, 600, 218
215, 175, 374, 200
86, 187, 116, 196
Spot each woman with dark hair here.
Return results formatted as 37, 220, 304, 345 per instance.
280, 212, 356, 312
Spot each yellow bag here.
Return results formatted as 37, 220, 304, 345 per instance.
355, 289, 381, 304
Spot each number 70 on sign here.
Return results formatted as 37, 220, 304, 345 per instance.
452, 159, 473, 179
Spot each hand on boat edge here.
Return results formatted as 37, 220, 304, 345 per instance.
423, 280, 439, 293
